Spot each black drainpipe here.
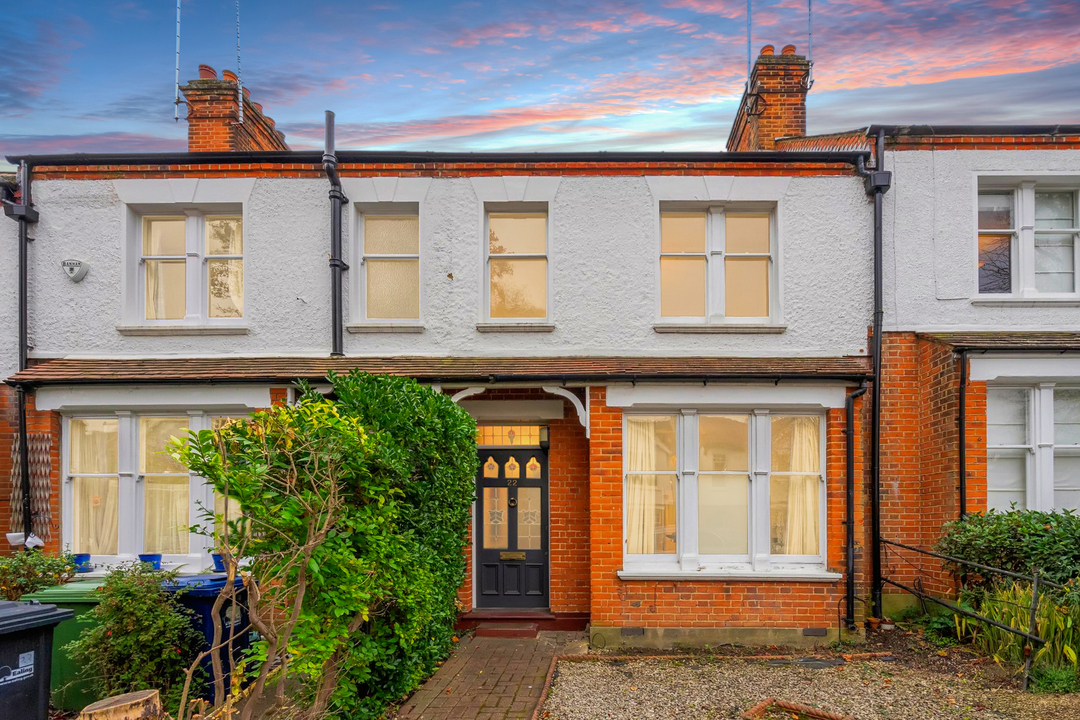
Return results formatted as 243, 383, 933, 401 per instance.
322, 111, 348, 357
958, 349, 968, 518
3, 161, 39, 542
845, 380, 868, 630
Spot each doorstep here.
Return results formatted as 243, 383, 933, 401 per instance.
474, 622, 540, 639
457, 608, 589, 632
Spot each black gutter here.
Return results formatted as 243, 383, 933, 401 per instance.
322, 112, 347, 357
2, 161, 39, 543
857, 129, 892, 620
6, 150, 871, 168
868, 124, 1080, 138
844, 380, 868, 631
958, 350, 968, 518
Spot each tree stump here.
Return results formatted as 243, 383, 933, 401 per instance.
78, 689, 163, 720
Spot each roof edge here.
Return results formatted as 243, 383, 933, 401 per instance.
868, 124, 1080, 138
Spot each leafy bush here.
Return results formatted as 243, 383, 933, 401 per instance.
175, 372, 477, 720
0, 550, 75, 600
1031, 666, 1080, 694
936, 509, 1080, 587
67, 563, 205, 714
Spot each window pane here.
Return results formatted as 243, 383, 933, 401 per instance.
978, 193, 1013, 230
366, 259, 420, 319
625, 416, 677, 472
699, 414, 748, 471
143, 217, 186, 255
660, 212, 706, 253
145, 260, 186, 319
70, 418, 118, 474
489, 213, 546, 254
477, 425, 542, 447
140, 417, 188, 474
988, 389, 1028, 445
490, 258, 547, 318
726, 213, 770, 253
215, 492, 245, 537
659, 257, 706, 317
725, 257, 769, 317
208, 258, 244, 318
483, 487, 508, 549
1035, 192, 1075, 230
770, 475, 819, 555
364, 215, 419, 255
517, 487, 542, 550
988, 450, 1026, 511
698, 474, 748, 554
206, 216, 243, 255
978, 234, 1012, 294
1035, 233, 1075, 293
1055, 389, 1080, 445
145, 476, 189, 554
1053, 454, 1080, 511
73, 476, 118, 555
625, 474, 676, 554
772, 416, 821, 473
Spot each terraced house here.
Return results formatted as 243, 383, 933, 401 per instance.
3, 45, 1079, 647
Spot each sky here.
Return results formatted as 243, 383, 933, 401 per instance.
2, 0, 1079, 168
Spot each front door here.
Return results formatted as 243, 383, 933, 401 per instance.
475, 448, 548, 608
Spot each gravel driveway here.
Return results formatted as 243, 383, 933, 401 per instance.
540, 657, 1080, 720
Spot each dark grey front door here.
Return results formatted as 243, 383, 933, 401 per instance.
475, 449, 548, 608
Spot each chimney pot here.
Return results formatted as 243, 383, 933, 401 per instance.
254, 102, 264, 113
760, 44, 775, 56
222, 69, 238, 83
781, 44, 797, 55
198, 64, 217, 79
242, 87, 251, 99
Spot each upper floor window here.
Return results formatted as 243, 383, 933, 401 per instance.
978, 184, 1079, 296
359, 210, 420, 321
659, 207, 774, 323
141, 214, 243, 321
486, 208, 548, 320
987, 385, 1080, 512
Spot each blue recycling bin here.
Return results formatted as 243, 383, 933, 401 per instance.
162, 574, 253, 700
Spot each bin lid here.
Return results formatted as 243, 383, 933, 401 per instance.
0, 600, 74, 634
23, 579, 106, 603
162, 573, 244, 597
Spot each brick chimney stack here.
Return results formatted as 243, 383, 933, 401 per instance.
181, 64, 289, 152
726, 44, 811, 152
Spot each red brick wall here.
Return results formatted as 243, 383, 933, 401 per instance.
727, 46, 810, 152
588, 386, 865, 630
181, 66, 288, 153
0, 385, 16, 555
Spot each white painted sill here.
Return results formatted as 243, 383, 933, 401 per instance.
117, 325, 249, 336
971, 297, 1080, 307
347, 323, 425, 334
617, 569, 842, 582
476, 322, 556, 333
653, 323, 787, 334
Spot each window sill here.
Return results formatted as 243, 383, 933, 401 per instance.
617, 569, 841, 582
117, 325, 249, 336
653, 323, 787, 334
476, 322, 556, 333
346, 323, 425, 334
971, 297, 1080, 307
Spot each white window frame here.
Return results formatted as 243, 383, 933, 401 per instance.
657, 202, 778, 325
988, 383, 1080, 512
132, 208, 245, 326
61, 411, 238, 571
355, 202, 423, 326
620, 407, 828, 578
482, 202, 552, 323
976, 182, 1080, 298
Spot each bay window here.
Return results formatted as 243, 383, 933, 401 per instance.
623, 409, 826, 575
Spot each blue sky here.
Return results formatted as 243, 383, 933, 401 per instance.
2, 0, 1079, 168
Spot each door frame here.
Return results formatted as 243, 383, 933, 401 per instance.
472, 428, 551, 610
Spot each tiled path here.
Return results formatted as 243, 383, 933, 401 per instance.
392, 632, 587, 720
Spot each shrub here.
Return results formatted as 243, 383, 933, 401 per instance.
175, 372, 477, 720
1031, 666, 1080, 694
0, 550, 75, 600
67, 563, 205, 714
936, 509, 1080, 587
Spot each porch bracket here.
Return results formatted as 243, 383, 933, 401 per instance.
451, 387, 486, 403
542, 386, 589, 438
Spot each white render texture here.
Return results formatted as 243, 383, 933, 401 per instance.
23, 174, 872, 362
882, 148, 1080, 331
0, 210, 18, 379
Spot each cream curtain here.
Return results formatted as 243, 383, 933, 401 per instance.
70, 419, 119, 555
147, 262, 167, 319
626, 418, 658, 554
781, 417, 820, 555
144, 477, 188, 554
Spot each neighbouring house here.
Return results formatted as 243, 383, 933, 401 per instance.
2, 45, 1079, 648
